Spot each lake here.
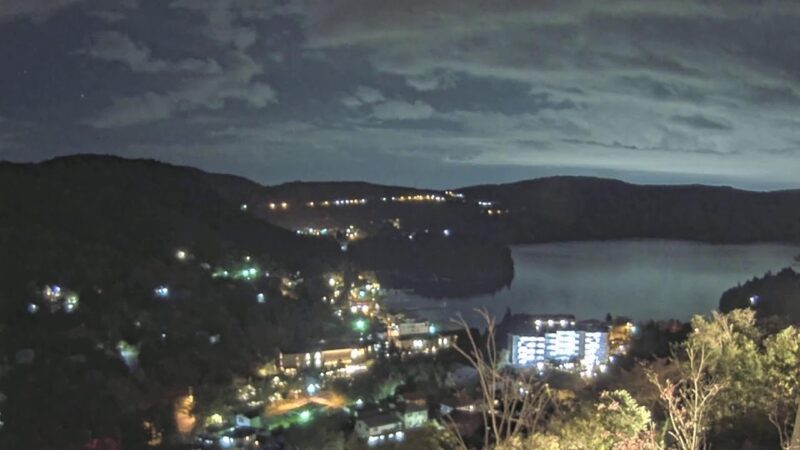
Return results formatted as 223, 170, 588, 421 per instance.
384, 240, 800, 325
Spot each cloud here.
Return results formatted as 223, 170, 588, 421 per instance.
284, 0, 800, 171
405, 71, 457, 91
85, 0, 139, 22
371, 100, 435, 121
0, 0, 84, 22
79, 31, 221, 74
342, 86, 385, 108
170, 0, 271, 50
670, 114, 731, 130
341, 87, 434, 121
81, 0, 280, 128
85, 53, 276, 128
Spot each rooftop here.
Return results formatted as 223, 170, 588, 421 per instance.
359, 412, 402, 428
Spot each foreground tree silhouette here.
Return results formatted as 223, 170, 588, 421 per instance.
449, 310, 550, 449
648, 341, 722, 450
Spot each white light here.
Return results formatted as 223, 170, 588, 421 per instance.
27, 303, 39, 314
154, 286, 170, 298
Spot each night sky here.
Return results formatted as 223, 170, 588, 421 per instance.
1, 0, 799, 189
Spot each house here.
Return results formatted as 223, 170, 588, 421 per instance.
397, 391, 427, 406
234, 409, 263, 429
354, 412, 405, 446
440, 391, 481, 416
219, 427, 258, 449
400, 404, 428, 429
278, 341, 371, 376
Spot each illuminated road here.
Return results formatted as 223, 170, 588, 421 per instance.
265, 392, 346, 416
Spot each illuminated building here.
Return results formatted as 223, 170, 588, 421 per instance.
388, 320, 457, 355
354, 413, 405, 446
34, 285, 80, 314
401, 404, 428, 429
609, 318, 636, 355
278, 342, 373, 376
508, 315, 609, 371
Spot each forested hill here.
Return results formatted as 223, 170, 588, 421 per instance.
0, 155, 339, 298
461, 177, 800, 243
719, 266, 800, 322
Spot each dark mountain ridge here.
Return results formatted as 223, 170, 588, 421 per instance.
7, 155, 800, 251
460, 176, 800, 243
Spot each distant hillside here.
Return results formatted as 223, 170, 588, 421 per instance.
0, 155, 339, 299
0, 156, 350, 449
248, 175, 800, 245
719, 266, 800, 322
461, 177, 800, 243
259, 181, 436, 203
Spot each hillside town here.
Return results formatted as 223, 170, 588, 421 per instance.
178, 259, 635, 449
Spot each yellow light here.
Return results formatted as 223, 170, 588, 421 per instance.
175, 393, 197, 435
269, 203, 277, 210
143, 421, 163, 447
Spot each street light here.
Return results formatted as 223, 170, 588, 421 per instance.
354, 319, 367, 332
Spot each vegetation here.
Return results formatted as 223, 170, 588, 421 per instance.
452, 309, 800, 450
462, 177, 800, 244
0, 156, 346, 449
719, 267, 800, 322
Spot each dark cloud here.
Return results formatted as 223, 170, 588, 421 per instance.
0, 0, 85, 22
1, 0, 800, 188
670, 114, 732, 130
79, 31, 221, 73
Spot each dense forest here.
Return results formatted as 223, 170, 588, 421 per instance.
719, 266, 800, 322
461, 177, 800, 243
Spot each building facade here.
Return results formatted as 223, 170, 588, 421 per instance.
508, 315, 609, 372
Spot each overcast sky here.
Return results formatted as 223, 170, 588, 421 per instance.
1, 0, 799, 189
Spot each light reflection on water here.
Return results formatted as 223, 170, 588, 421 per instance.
385, 240, 800, 325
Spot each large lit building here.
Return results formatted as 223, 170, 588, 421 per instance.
508, 315, 609, 372
278, 341, 372, 377
387, 320, 457, 356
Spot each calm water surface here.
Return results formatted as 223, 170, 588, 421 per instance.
385, 240, 800, 324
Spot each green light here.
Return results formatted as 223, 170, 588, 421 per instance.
354, 319, 367, 331
299, 410, 311, 423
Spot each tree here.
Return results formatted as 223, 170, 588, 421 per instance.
763, 327, 800, 449
450, 310, 550, 449
521, 390, 660, 450
674, 310, 800, 448
684, 310, 760, 430
649, 341, 722, 450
